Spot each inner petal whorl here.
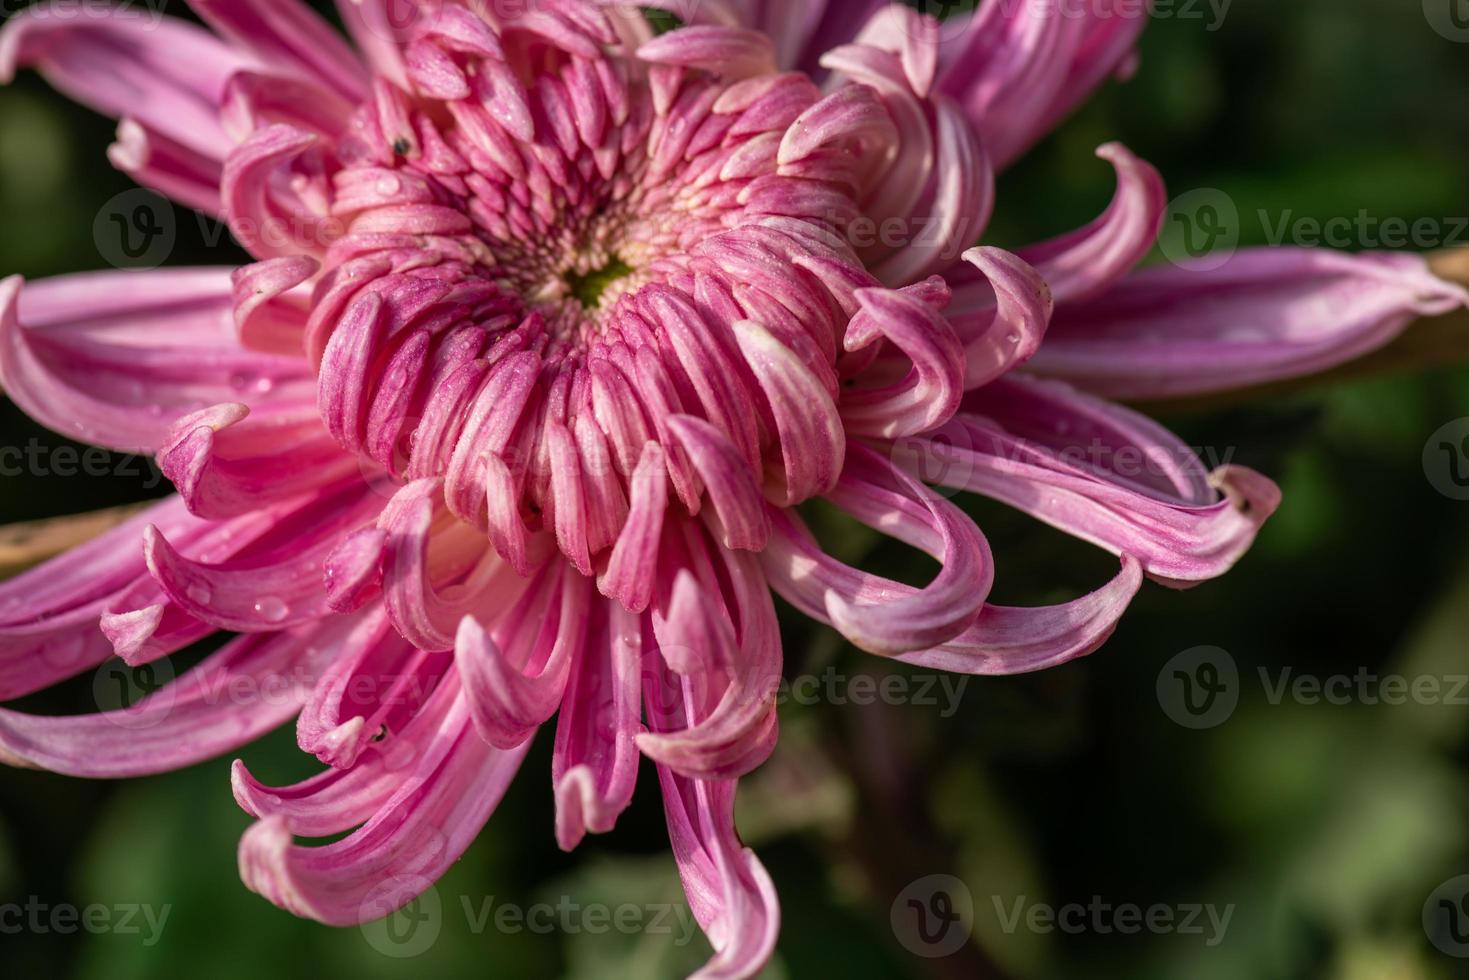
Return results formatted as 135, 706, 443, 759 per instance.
302, 14, 894, 578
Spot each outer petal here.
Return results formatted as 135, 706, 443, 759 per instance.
644, 613, 779, 980
839, 283, 965, 438
947, 246, 1052, 390
762, 443, 994, 656
0, 616, 347, 778
239, 691, 531, 926
236, 657, 461, 835
0, 271, 310, 453
186, 0, 369, 103
0, 496, 208, 700
636, 519, 780, 781
1031, 249, 1469, 398
907, 376, 1282, 585
1014, 143, 1166, 304
0, 7, 250, 161
552, 597, 644, 851
937, 0, 1147, 169
658, 774, 779, 980
456, 564, 590, 750
901, 555, 1143, 675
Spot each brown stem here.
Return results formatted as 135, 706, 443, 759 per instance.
0, 503, 148, 579
825, 670, 1014, 980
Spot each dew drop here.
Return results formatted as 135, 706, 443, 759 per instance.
1004, 332, 1020, 346
186, 583, 213, 605
253, 596, 289, 623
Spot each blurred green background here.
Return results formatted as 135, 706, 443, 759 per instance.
2, 1, 1469, 978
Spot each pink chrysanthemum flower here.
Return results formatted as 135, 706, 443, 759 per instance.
0, 1, 1463, 973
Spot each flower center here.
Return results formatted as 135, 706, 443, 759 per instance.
565, 256, 634, 310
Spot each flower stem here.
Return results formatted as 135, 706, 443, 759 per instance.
0, 503, 148, 579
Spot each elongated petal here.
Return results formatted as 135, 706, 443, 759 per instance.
1015, 143, 1166, 304
949, 246, 1052, 390
645, 647, 779, 980
294, 610, 448, 769
938, 0, 1147, 169
456, 565, 590, 749
0, 271, 310, 452
141, 482, 382, 632
158, 401, 361, 519
0, 7, 249, 160
236, 662, 461, 836
378, 480, 523, 652
901, 555, 1143, 675
733, 319, 845, 505
839, 284, 965, 438
108, 118, 223, 215
637, 524, 780, 780
239, 694, 530, 925
0, 497, 207, 699
188, 0, 369, 103
221, 124, 326, 259
638, 27, 776, 79
552, 598, 644, 851
1032, 249, 1469, 398
0, 618, 347, 777
904, 377, 1283, 585
763, 444, 993, 656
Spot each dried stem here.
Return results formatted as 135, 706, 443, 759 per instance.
0, 503, 148, 579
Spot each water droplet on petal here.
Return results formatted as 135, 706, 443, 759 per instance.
254, 596, 289, 623
187, 583, 213, 605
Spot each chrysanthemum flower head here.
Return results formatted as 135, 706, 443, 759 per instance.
1, 1, 1463, 974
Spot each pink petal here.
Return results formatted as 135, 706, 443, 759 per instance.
456, 564, 590, 749
108, 118, 224, 215
188, 0, 369, 103
907, 376, 1283, 585
157, 401, 362, 519
638, 26, 777, 79
732, 319, 845, 506
636, 524, 780, 780
644, 650, 779, 979
239, 693, 530, 925
1015, 143, 1166, 304
237, 658, 460, 835
902, 555, 1144, 675
937, 0, 1147, 169
1032, 249, 1469, 398
948, 246, 1053, 390
763, 444, 994, 656
0, 271, 310, 453
0, 616, 350, 777
839, 282, 966, 438
0, 6, 251, 160
552, 598, 644, 851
